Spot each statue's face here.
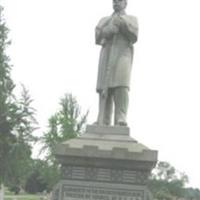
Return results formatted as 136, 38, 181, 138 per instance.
113, 0, 127, 12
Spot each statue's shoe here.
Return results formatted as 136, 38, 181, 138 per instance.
116, 120, 127, 126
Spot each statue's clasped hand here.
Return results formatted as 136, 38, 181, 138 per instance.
112, 15, 122, 27
102, 24, 119, 38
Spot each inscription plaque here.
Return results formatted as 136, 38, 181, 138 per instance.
57, 180, 146, 200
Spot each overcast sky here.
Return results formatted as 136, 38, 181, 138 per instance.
1, 0, 200, 188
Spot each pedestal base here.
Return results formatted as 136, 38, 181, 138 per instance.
52, 125, 158, 200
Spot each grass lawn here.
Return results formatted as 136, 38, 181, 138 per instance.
5, 194, 42, 200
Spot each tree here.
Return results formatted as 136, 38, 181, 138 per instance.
6, 86, 38, 193
0, 5, 38, 193
41, 93, 88, 162
40, 93, 88, 190
149, 161, 189, 200
184, 188, 200, 200
25, 159, 60, 193
0, 4, 17, 185
151, 161, 188, 184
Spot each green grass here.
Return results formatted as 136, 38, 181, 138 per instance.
5, 194, 42, 200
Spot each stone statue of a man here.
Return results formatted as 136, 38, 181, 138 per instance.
95, 0, 138, 126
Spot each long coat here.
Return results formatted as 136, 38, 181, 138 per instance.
96, 12, 138, 92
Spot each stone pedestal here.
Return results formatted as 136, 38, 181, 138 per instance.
52, 125, 158, 200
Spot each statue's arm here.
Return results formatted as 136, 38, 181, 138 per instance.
119, 16, 138, 44
95, 17, 108, 45
95, 16, 115, 45
95, 27, 105, 45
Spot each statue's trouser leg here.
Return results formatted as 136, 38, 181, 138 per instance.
97, 90, 113, 125
97, 92, 104, 125
103, 90, 113, 125
113, 87, 129, 125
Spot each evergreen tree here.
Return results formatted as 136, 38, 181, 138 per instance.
7, 86, 38, 193
0, 5, 16, 185
0, 6, 38, 192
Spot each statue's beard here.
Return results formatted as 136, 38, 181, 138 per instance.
113, 5, 126, 12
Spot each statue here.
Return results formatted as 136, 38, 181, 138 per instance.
95, 0, 138, 126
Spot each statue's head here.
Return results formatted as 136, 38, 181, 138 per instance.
113, 0, 127, 12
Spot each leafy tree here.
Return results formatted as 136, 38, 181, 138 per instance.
39, 94, 88, 190
184, 188, 200, 200
25, 159, 60, 193
25, 159, 49, 194
41, 93, 88, 162
149, 161, 189, 200
25, 169, 47, 194
151, 161, 188, 183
